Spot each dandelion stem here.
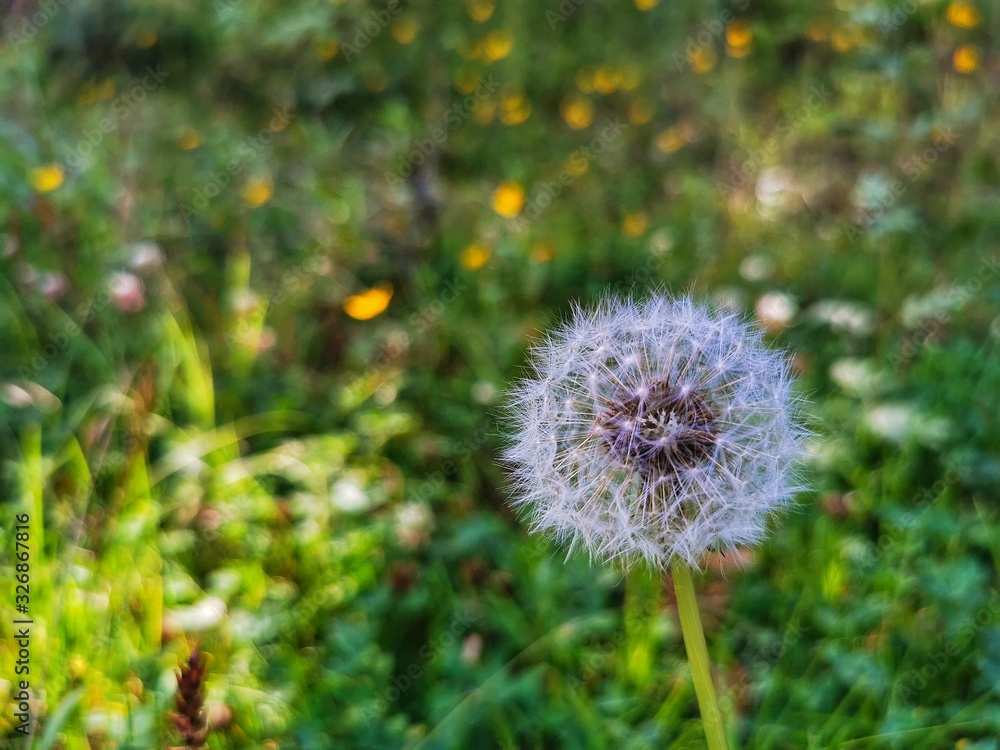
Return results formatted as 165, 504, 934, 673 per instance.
672, 560, 729, 750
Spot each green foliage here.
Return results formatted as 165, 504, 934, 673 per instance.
1, 0, 998, 747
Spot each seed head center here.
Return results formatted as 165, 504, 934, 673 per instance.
598, 378, 717, 478
641, 409, 682, 441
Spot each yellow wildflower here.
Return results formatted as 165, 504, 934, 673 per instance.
30, 164, 64, 192
656, 128, 684, 154
561, 95, 594, 130
461, 243, 491, 270
482, 30, 513, 62
946, 1, 980, 28
391, 16, 419, 45
953, 45, 980, 73
467, 0, 494, 22
622, 211, 649, 238
531, 241, 555, 263
241, 178, 273, 208
343, 283, 393, 320
492, 181, 526, 217
690, 47, 716, 74
177, 128, 202, 151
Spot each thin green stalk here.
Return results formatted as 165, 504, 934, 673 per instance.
672, 560, 730, 750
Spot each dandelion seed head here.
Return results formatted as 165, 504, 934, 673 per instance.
503, 294, 810, 570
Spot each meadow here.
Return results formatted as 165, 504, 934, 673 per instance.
1, 0, 998, 747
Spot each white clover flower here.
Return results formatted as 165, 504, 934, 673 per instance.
755, 291, 798, 332
503, 295, 811, 570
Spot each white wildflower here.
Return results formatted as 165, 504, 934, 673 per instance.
330, 476, 369, 513
503, 295, 810, 570
863, 402, 951, 447
108, 271, 146, 313
127, 241, 164, 271
829, 358, 881, 396
755, 292, 798, 332
164, 596, 227, 632
755, 167, 801, 220
808, 299, 875, 337
899, 286, 966, 328
395, 502, 435, 549
738, 254, 774, 282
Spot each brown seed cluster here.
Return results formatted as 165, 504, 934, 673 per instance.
597, 377, 717, 479
170, 646, 208, 749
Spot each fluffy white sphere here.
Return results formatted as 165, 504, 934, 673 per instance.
503, 295, 810, 570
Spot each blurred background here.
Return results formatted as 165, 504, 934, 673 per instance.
1, 0, 999, 747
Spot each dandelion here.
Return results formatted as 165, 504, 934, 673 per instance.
492, 181, 526, 217
454, 70, 481, 95
946, 1, 980, 29
592, 67, 619, 95
656, 127, 685, 154
628, 98, 654, 125
69, 654, 88, 679
30, 164, 64, 193
461, 243, 492, 270
472, 99, 496, 125
135, 28, 157, 49
467, 0, 494, 22
315, 39, 340, 60
530, 240, 555, 263
726, 20, 753, 49
726, 20, 753, 58
241, 178, 273, 208
622, 211, 649, 238
560, 95, 595, 130
564, 153, 589, 177
343, 283, 393, 320
690, 47, 716, 74
177, 128, 203, 151
391, 16, 419, 45
481, 30, 513, 62
952, 44, 980, 74
499, 91, 531, 126
504, 293, 808, 569
503, 294, 809, 749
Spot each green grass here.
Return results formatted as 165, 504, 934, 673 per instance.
1, 0, 999, 747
